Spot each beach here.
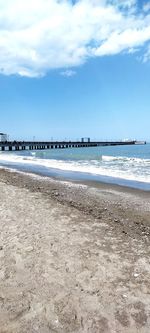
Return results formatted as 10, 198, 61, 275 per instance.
0, 168, 150, 333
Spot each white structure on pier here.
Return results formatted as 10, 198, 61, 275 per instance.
0, 133, 7, 142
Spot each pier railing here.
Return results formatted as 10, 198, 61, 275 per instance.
0, 140, 146, 152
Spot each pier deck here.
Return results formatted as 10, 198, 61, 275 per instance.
0, 140, 146, 151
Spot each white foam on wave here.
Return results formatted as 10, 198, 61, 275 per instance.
0, 153, 150, 183
102, 155, 150, 164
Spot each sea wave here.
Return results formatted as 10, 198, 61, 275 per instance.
0, 153, 150, 183
102, 155, 150, 164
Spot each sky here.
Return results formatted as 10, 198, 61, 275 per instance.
0, 0, 150, 141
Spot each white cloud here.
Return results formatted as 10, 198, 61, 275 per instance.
143, 44, 150, 62
109, 0, 136, 10
61, 69, 76, 77
94, 27, 150, 56
143, 2, 150, 12
0, 0, 150, 77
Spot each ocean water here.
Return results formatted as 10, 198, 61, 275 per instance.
0, 144, 150, 190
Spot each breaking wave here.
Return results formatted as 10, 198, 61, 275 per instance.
102, 155, 150, 164
0, 152, 150, 184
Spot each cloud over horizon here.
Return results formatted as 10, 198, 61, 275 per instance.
0, 0, 150, 77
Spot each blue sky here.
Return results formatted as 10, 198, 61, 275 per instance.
0, 0, 150, 141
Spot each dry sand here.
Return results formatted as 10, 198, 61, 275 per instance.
0, 168, 149, 333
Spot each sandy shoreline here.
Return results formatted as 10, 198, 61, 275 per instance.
0, 168, 150, 332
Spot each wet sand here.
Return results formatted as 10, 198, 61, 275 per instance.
0, 168, 150, 332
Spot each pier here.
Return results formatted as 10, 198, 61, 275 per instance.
0, 140, 146, 151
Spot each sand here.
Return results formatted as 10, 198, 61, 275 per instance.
0, 168, 149, 333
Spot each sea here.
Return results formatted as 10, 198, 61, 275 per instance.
0, 143, 150, 190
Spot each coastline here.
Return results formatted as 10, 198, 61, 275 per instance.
1, 159, 150, 191
0, 167, 150, 230
0, 167, 150, 332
